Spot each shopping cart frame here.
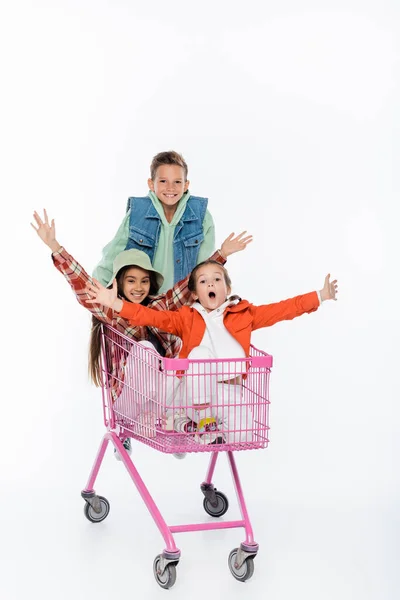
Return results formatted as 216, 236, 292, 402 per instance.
81, 324, 273, 588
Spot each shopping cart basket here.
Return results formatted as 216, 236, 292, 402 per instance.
81, 324, 272, 588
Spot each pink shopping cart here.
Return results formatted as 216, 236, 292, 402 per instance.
81, 324, 272, 589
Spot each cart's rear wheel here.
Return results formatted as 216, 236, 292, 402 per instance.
228, 548, 255, 582
83, 496, 110, 523
203, 491, 229, 517
153, 555, 177, 589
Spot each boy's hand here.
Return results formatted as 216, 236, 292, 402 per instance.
220, 231, 253, 258
86, 278, 123, 312
31, 209, 62, 253
320, 274, 338, 301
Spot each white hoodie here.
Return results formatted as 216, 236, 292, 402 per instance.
192, 298, 247, 380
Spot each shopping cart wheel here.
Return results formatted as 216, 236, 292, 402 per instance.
83, 496, 110, 523
203, 491, 229, 517
228, 548, 255, 582
153, 555, 177, 589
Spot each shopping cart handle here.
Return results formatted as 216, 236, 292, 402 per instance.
162, 358, 190, 371
161, 354, 273, 371
250, 355, 273, 368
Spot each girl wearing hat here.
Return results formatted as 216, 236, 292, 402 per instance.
31, 210, 252, 455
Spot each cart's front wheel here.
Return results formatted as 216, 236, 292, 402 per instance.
83, 496, 110, 523
153, 555, 177, 589
228, 548, 255, 582
203, 491, 229, 517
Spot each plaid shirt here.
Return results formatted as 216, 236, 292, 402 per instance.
52, 247, 226, 401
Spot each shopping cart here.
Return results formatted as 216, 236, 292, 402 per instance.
81, 324, 272, 588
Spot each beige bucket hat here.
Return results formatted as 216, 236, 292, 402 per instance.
107, 249, 164, 291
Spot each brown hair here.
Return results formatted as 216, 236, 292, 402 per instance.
89, 315, 103, 386
150, 150, 188, 181
188, 260, 232, 295
88, 265, 159, 386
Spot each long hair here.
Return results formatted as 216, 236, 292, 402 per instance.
88, 265, 159, 386
89, 315, 103, 387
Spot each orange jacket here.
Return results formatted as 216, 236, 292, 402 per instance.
119, 291, 320, 359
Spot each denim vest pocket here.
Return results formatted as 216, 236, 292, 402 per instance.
182, 231, 204, 271
128, 229, 155, 249
182, 232, 205, 249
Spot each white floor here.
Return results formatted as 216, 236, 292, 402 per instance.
2, 381, 398, 600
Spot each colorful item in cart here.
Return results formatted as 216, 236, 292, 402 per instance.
196, 416, 225, 445
173, 414, 198, 435
173, 414, 224, 445
92, 150, 217, 293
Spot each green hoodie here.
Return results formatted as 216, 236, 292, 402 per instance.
93, 191, 215, 293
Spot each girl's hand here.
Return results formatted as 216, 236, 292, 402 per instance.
31, 209, 62, 253
320, 274, 338, 302
86, 278, 123, 312
220, 231, 253, 258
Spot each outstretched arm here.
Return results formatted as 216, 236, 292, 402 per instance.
218, 231, 253, 260
251, 274, 338, 330
31, 209, 62, 253
161, 231, 253, 311
319, 274, 338, 302
31, 209, 120, 325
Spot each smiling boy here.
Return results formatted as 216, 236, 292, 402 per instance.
93, 151, 215, 293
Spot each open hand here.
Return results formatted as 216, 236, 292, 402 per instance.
320, 274, 338, 301
220, 231, 253, 258
85, 278, 123, 312
31, 209, 61, 253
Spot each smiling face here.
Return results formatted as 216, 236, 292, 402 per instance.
148, 164, 189, 212
120, 266, 151, 303
191, 264, 231, 312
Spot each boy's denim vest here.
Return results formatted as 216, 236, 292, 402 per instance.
125, 195, 208, 284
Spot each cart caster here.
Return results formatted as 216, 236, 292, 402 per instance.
153, 555, 178, 589
203, 490, 229, 517
201, 483, 229, 517
83, 495, 110, 523
228, 548, 255, 582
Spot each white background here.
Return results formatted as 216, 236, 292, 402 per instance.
1, 1, 399, 598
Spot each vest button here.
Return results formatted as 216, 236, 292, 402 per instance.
139, 239, 143, 243
195, 239, 198, 244
176, 259, 181, 263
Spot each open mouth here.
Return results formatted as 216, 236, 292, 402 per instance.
208, 291, 216, 299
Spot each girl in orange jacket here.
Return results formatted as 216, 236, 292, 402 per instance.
86, 260, 338, 445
